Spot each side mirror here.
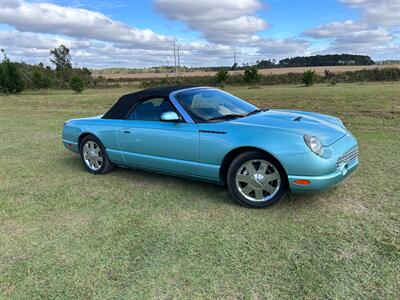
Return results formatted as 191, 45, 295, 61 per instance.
161, 111, 180, 122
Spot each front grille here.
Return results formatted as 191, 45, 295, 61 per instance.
336, 146, 358, 168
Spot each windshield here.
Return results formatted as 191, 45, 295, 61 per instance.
175, 88, 259, 122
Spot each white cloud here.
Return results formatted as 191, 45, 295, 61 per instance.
0, 30, 241, 67
155, 0, 312, 60
0, 30, 64, 49
340, 0, 400, 27
0, 0, 174, 49
0, 0, 310, 67
304, 0, 399, 57
257, 38, 310, 57
1, 0, 22, 8
155, 0, 267, 44
333, 28, 392, 49
304, 20, 365, 38
2, 0, 395, 67
304, 21, 392, 50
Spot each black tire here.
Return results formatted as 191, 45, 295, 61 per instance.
227, 150, 287, 208
79, 135, 114, 174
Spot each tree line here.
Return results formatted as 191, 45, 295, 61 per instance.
136, 66, 400, 88
278, 54, 374, 67
94, 54, 376, 74
219, 54, 374, 70
1, 47, 398, 94
0, 45, 91, 94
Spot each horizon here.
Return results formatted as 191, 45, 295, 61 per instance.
0, 0, 399, 68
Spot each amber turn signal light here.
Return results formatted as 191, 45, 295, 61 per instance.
294, 179, 311, 185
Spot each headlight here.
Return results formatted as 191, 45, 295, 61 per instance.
304, 135, 324, 156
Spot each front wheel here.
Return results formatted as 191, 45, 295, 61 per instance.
227, 151, 287, 208
79, 135, 114, 174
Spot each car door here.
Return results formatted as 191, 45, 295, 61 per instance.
116, 97, 199, 176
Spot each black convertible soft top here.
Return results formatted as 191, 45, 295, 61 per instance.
102, 85, 196, 119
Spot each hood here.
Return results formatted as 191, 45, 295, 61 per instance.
232, 109, 347, 146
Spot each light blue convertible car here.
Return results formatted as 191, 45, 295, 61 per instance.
62, 86, 358, 208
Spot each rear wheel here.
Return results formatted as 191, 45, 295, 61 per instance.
227, 151, 287, 208
79, 135, 114, 174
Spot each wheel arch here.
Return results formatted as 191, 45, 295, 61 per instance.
78, 132, 101, 149
219, 146, 288, 184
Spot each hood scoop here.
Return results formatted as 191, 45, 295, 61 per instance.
293, 116, 302, 122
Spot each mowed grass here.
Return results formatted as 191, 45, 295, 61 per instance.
0, 83, 399, 299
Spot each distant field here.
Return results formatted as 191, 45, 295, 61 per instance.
93, 64, 400, 79
1, 83, 399, 298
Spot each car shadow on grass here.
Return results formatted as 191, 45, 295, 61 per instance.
59, 155, 235, 207
60, 154, 332, 209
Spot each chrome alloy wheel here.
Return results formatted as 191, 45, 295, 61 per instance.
235, 159, 281, 202
82, 140, 103, 171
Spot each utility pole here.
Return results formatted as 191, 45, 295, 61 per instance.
177, 46, 180, 77
233, 47, 237, 74
173, 41, 177, 78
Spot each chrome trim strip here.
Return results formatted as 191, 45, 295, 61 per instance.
62, 139, 78, 145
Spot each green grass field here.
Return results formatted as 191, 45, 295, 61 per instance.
1, 83, 399, 299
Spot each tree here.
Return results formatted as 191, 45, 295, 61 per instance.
302, 70, 316, 86
32, 70, 53, 89
256, 59, 276, 69
244, 66, 261, 84
0, 49, 24, 94
50, 45, 72, 71
214, 69, 229, 84
69, 76, 84, 93
50, 45, 72, 87
72, 67, 92, 87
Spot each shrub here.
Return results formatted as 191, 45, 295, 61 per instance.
72, 67, 93, 87
324, 69, 335, 80
69, 76, 84, 93
330, 78, 338, 85
32, 70, 53, 89
0, 50, 24, 94
302, 70, 316, 86
324, 70, 338, 85
214, 69, 229, 84
244, 66, 261, 84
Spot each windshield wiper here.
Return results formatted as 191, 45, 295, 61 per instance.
208, 114, 245, 121
246, 108, 265, 117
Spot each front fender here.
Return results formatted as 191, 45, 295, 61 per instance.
198, 122, 310, 168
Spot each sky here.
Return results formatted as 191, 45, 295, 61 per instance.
0, 0, 399, 68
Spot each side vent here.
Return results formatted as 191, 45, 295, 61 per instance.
199, 130, 226, 134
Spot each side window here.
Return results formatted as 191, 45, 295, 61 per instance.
128, 98, 176, 121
